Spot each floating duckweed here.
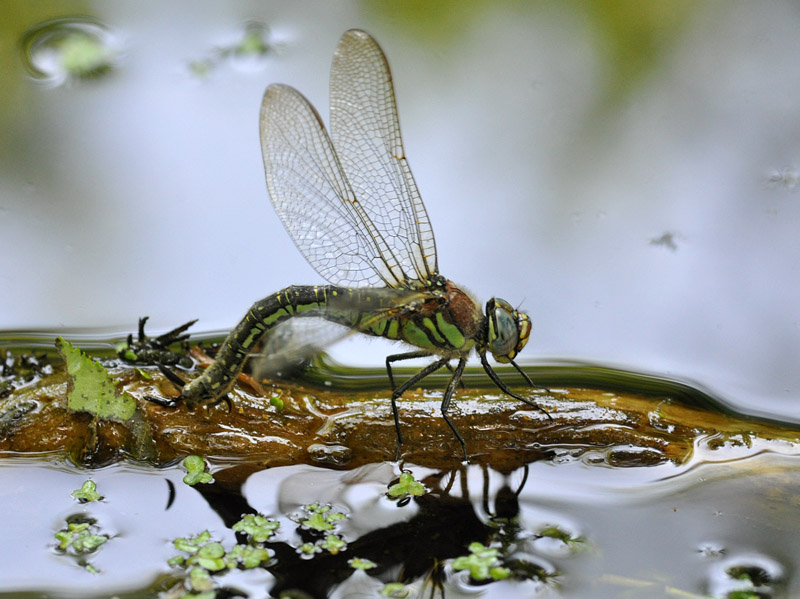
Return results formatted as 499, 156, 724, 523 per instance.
320, 534, 346, 554
381, 582, 410, 597
71, 480, 102, 502
452, 542, 510, 581
387, 472, 426, 499
299, 503, 346, 531
55, 520, 108, 554
348, 557, 376, 570
183, 455, 214, 486
232, 514, 279, 543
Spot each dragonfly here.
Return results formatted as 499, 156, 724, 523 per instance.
152, 29, 551, 459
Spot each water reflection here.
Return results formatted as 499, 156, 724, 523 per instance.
0, 448, 797, 597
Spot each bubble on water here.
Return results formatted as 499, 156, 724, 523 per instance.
20, 17, 121, 86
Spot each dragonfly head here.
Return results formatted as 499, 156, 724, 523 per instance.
485, 298, 532, 363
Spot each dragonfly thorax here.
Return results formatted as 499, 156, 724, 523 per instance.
484, 298, 532, 363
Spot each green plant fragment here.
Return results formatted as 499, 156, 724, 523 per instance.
188, 566, 215, 592
270, 395, 284, 410
452, 542, 507, 581
303, 512, 332, 531
299, 542, 321, 555
321, 534, 346, 554
348, 557, 376, 570
71, 480, 102, 502
381, 582, 410, 597
59, 32, 113, 77
55, 522, 108, 554
135, 367, 152, 380
225, 543, 271, 569
183, 455, 214, 485
194, 542, 226, 571
387, 472, 426, 498
174, 531, 212, 554
232, 514, 279, 542
56, 337, 136, 421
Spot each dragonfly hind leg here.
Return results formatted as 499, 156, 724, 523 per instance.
386, 353, 450, 457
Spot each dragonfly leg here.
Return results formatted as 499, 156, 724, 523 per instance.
385, 350, 433, 390
479, 353, 553, 422
389, 356, 450, 455
440, 357, 469, 461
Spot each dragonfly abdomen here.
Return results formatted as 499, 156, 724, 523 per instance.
180, 285, 337, 402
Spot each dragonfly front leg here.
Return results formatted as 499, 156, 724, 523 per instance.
479, 352, 552, 421
388, 355, 450, 457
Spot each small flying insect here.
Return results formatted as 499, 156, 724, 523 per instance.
151, 29, 550, 459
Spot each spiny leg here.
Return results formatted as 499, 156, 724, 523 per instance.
509, 358, 550, 394
440, 357, 469, 461
479, 353, 553, 421
385, 350, 433, 390
389, 356, 450, 455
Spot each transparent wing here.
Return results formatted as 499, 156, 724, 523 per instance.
261, 84, 408, 288
330, 29, 438, 285
251, 288, 428, 379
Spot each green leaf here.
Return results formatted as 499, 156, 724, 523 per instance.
225, 544, 271, 569
187, 566, 215, 592
231, 514, 279, 542
55, 521, 108, 554
270, 395, 284, 410
452, 542, 506, 581
174, 531, 212, 554
56, 337, 136, 421
302, 512, 333, 531
348, 557, 376, 570
71, 480, 102, 502
183, 455, 214, 486
321, 534, 346, 554
387, 472, 426, 499
381, 582, 410, 597
299, 542, 321, 555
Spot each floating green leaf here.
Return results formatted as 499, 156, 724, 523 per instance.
71, 480, 102, 502
55, 522, 108, 554
381, 582, 410, 598
349, 557, 376, 570
224, 543, 272, 569
387, 472, 426, 499
58, 31, 113, 77
321, 534, 346, 554
452, 542, 510, 581
299, 503, 346, 531
56, 337, 136, 421
187, 566, 215, 592
299, 542, 321, 555
174, 531, 212, 554
232, 514, 279, 542
183, 455, 214, 486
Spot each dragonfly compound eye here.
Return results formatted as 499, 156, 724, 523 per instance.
486, 297, 530, 362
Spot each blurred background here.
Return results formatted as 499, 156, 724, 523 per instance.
0, 2, 798, 421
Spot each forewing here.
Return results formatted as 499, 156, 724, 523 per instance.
260, 83, 405, 288
330, 29, 438, 286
